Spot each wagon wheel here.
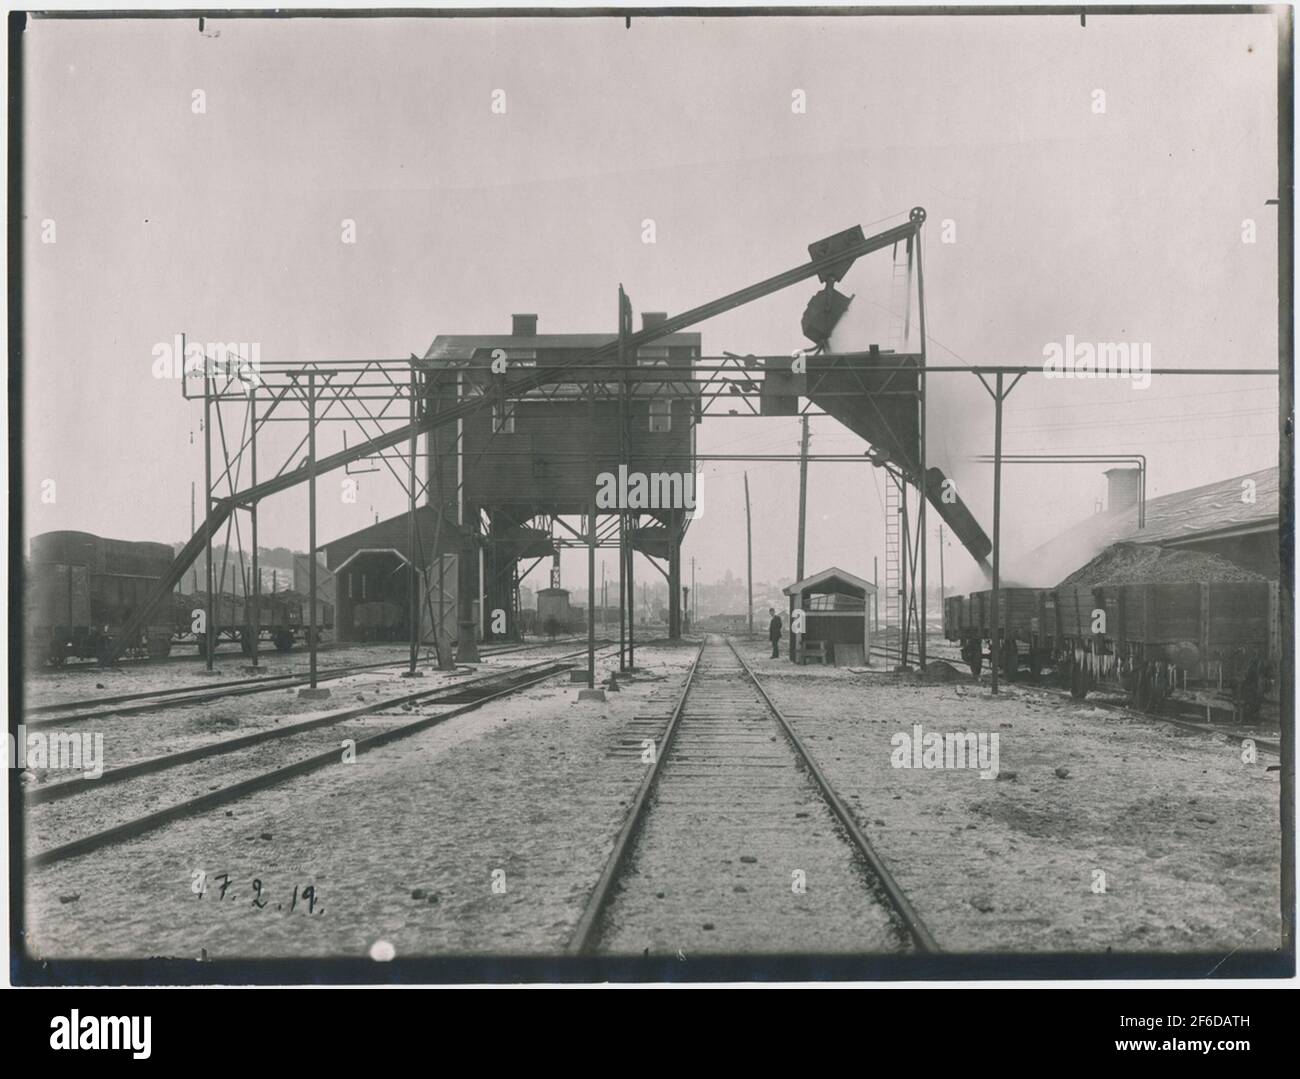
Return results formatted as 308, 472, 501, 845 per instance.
274, 630, 294, 653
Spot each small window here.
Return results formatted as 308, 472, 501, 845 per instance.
493, 400, 515, 434
637, 345, 670, 367
649, 399, 671, 433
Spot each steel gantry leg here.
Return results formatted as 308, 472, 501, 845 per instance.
405, 364, 422, 678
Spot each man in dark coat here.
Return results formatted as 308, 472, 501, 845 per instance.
768, 607, 782, 658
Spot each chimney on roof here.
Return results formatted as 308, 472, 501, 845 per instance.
641, 312, 668, 331
1104, 468, 1141, 514
511, 313, 538, 337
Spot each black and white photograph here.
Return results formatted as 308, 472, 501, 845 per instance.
5, 3, 1294, 995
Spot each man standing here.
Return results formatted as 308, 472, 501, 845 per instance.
768, 607, 782, 659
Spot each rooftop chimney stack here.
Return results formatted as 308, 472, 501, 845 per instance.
1104, 468, 1141, 514
511, 313, 538, 337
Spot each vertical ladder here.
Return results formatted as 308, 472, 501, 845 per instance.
884, 472, 901, 664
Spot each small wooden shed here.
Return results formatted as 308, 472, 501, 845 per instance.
783, 567, 876, 666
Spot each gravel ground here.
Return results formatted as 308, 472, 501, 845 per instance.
21, 634, 1280, 961
736, 637, 1282, 955
23, 642, 698, 960
597, 639, 905, 956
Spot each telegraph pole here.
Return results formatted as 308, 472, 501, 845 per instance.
796, 416, 810, 584
744, 471, 753, 636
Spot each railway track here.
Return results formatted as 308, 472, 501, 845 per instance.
569, 635, 936, 956
25, 638, 602, 727
34, 634, 586, 675
27, 645, 625, 868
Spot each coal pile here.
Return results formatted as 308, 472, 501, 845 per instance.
1058, 542, 1266, 588
919, 659, 966, 683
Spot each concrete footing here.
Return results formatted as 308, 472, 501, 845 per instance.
577, 688, 607, 702
298, 687, 332, 701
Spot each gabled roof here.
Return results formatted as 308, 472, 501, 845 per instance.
1023, 466, 1278, 585
782, 566, 876, 596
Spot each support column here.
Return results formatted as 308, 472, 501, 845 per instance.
300, 371, 329, 700
201, 336, 216, 673
248, 378, 260, 671
404, 365, 422, 678
990, 371, 1004, 696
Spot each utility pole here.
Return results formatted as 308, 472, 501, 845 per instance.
744, 471, 753, 636
691, 557, 696, 624
796, 415, 810, 584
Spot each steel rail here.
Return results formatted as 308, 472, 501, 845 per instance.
725, 637, 940, 953
566, 639, 706, 954
24, 653, 603, 806
26, 637, 593, 721
27, 647, 623, 868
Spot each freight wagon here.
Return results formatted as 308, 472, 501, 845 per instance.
27, 531, 176, 664
944, 580, 1278, 719
172, 590, 335, 655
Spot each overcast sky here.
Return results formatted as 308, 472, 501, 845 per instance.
21, 11, 1281, 594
